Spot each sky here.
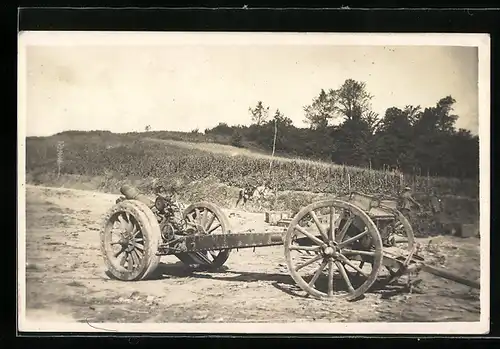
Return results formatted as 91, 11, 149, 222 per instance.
22, 35, 480, 137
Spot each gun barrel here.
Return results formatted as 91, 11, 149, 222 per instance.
120, 184, 154, 208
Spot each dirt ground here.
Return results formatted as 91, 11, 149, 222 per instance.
23, 185, 481, 324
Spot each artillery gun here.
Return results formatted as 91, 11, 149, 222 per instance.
100, 185, 480, 301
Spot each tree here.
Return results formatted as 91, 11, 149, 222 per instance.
332, 117, 375, 167
334, 79, 374, 121
435, 96, 459, 133
449, 128, 479, 179
273, 108, 293, 128
328, 79, 379, 167
205, 122, 234, 136
145, 125, 151, 132
377, 105, 420, 134
363, 110, 383, 135
374, 106, 420, 171
248, 101, 270, 126
404, 105, 422, 125
270, 109, 293, 150
410, 96, 464, 176
303, 89, 337, 130
201, 89, 478, 180
413, 96, 458, 135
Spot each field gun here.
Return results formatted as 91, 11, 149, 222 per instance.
100, 185, 479, 300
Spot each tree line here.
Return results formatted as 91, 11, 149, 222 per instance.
204, 78, 479, 180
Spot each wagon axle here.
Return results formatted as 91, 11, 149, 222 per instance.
100, 185, 480, 300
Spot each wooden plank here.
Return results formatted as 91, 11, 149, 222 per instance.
421, 264, 480, 289
368, 207, 394, 219
181, 232, 286, 252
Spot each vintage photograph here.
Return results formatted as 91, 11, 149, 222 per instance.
17, 31, 490, 334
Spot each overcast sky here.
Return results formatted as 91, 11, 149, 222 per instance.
23, 35, 479, 137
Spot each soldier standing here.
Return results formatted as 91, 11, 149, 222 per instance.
429, 189, 445, 234
398, 186, 422, 228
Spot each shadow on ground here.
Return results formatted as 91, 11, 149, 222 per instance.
130, 261, 418, 301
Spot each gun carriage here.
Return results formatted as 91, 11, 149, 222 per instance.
100, 185, 479, 301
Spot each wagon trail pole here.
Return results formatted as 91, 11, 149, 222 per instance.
419, 263, 480, 289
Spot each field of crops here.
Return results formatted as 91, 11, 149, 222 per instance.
25, 132, 478, 199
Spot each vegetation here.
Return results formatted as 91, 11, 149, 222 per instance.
26, 131, 478, 199
205, 79, 479, 181
25, 78, 479, 201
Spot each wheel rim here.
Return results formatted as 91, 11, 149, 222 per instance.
176, 202, 231, 268
103, 210, 148, 279
284, 199, 383, 300
382, 207, 415, 250
377, 207, 416, 283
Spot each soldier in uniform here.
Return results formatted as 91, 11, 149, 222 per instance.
429, 189, 446, 234
398, 186, 422, 228
236, 185, 256, 207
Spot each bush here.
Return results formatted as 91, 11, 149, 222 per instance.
230, 131, 244, 148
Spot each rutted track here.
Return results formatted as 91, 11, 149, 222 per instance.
23, 185, 480, 323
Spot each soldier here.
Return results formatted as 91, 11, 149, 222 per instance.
429, 189, 443, 215
236, 185, 256, 207
429, 189, 446, 234
397, 186, 422, 226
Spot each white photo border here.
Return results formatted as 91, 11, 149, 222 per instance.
17, 31, 491, 334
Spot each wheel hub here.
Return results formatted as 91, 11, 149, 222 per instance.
322, 243, 340, 258
116, 228, 134, 251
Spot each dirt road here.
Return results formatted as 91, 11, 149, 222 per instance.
23, 185, 481, 323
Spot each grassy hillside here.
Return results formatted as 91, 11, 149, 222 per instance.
24, 131, 480, 236
26, 131, 478, 198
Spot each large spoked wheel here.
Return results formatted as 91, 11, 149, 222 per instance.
378, 207, 416, 284
284, 199, 383, 301
175, 202, 232, 270
100, 200, 162, 281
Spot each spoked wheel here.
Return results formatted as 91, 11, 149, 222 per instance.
378, 207, 416, 284
175, 202, 232, 270
100, 200, 162, 281
284, 199, 383, 301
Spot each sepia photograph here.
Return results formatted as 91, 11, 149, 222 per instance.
17, 31, 490, 334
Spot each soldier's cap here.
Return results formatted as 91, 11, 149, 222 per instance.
403, 186, 412, 191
